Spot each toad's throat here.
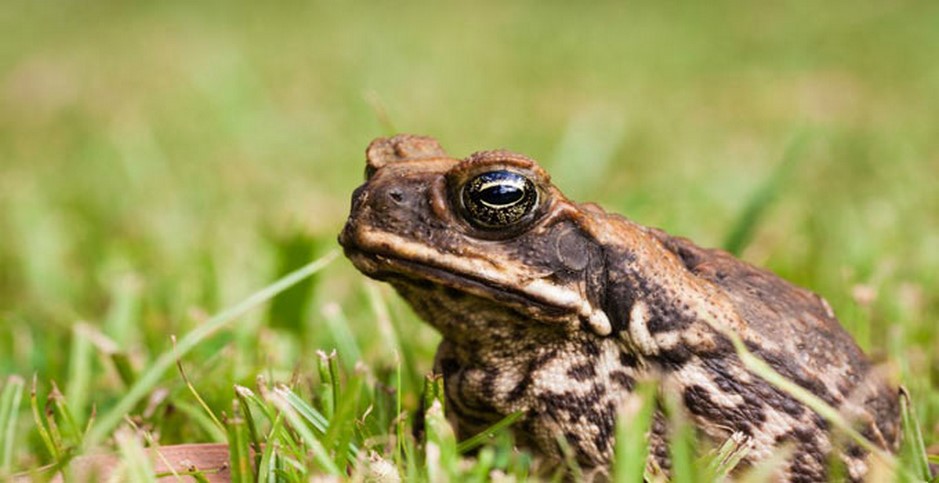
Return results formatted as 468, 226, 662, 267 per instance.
342, 227, 612, 333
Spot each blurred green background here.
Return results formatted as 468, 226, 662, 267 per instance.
1, 0, 937, 467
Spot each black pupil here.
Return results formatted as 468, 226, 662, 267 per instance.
480, 182, 523, 206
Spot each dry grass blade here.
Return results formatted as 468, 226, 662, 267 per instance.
174, 335, 226, 435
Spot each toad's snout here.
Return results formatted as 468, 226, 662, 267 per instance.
339, 176, 430, 255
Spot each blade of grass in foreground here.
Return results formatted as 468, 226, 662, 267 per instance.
0, 376, 25, 474
456, 411, 523, 455
899, 387, 932, 481
665, 391, 697, 483
703, 431, 751, 479
424, 399, 458, 481
30, 376, 58, 460
273, 385, 359, 461
269, 388, 341, 476
227, 400, 253, 483
611, 380, 656, 482
114, 426, 156, 483
174, 336, 226, 439
84, 251, 338, 449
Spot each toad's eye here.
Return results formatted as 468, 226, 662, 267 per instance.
461, 170, 538, 228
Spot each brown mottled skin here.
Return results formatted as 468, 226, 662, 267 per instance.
339, 135, 900, 481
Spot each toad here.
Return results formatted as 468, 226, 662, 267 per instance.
339, 134, 899, 481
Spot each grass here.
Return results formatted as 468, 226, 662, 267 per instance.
1, 0, 938, 481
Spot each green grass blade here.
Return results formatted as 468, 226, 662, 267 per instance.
30, 376, 58, 460
328, 353, 341, 417
274, 385, 359, 461
267, 231, 318, 335
554, 432, 583, 481
323, 370, 363, 470
237, 383, 277, 426
456, 411, 523, 455
315, 350, 336, 420
320, 303, 363, 369
365, 283, 405, 364
65, 324, 92, 428
899, 387, 932, 481
103, 272, 143, 347
611, 380, 656, 482
0, 375, 25, 474
274, 386, 329, 434
664, 391, 697, 483
227, 400, 254, 483
83, 251, 337, 449
155, 469, 212, 482
174, 336, 225, 435
395, 352, 406, 471
467, 446, 496, 483
703, 431, 751, 479
256, 413, 285, 483
114, 426, 157, 483
270, 389, 340, 476
110, 353, 139, 388
233, 386, 263, 470
422, 373, 445, 416
723, 131, 809, 256
424, 399, 458, 481
131, 418, 184, 481
172, 400, 228, 443
47, 382, 81, 449
75, 323, 138, 388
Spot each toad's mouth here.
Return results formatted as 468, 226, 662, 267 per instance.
339, 225, 605, 326
345, 248, 574, 319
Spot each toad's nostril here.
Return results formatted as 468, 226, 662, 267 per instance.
389, 190, 404, 203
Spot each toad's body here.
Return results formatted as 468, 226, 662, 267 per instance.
339, 135, 899, 481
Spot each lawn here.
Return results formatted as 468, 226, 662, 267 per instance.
1, 0, 937, 480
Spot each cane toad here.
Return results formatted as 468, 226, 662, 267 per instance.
338, 135, 899, 481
